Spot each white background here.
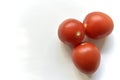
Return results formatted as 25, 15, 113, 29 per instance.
0, 0, 119, 80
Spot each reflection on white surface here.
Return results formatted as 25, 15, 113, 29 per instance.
0, 0, 120, 80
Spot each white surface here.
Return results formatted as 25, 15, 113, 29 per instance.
0, 0, 120, 80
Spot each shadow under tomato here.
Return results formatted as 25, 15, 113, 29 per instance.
73, 63, 103, 80
84, 35, 114, 54
73, 67, 91, 80
60, 42, 72, 54
84, 36, 106, 51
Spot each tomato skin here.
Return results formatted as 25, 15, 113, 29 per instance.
72, 42, 101, 74
58, 19, 85, 47
83, 12, 114, 39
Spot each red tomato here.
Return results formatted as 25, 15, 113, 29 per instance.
58, 19, 85, 47
72, 42, 101, 74
83, 12, 114, 39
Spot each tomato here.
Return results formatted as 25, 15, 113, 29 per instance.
83, 12, 114, 39
72, 42, 101, 74
58, 19, 85, 47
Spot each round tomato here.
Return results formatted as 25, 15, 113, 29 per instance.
83, 12, 114, 39
58, 19, 85, 47
72, 42, 101, 74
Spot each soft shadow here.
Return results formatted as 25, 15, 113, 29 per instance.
99, 35, 114, 53
84, 36, 106, 51
72, 63, 104, 80
59, 42, 72, 57
84, 35, 114, 54
73, 67, 91, 80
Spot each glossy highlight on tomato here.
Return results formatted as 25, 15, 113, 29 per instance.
72, 42, 101, 74
58, 19, 85, 47
83, 12, 114, 39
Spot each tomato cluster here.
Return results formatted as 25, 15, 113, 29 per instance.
58, 12, 114, 74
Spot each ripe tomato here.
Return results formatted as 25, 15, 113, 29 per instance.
72, 42, 101, 74
58, 19, 85, 47
83, 12, 114, 39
